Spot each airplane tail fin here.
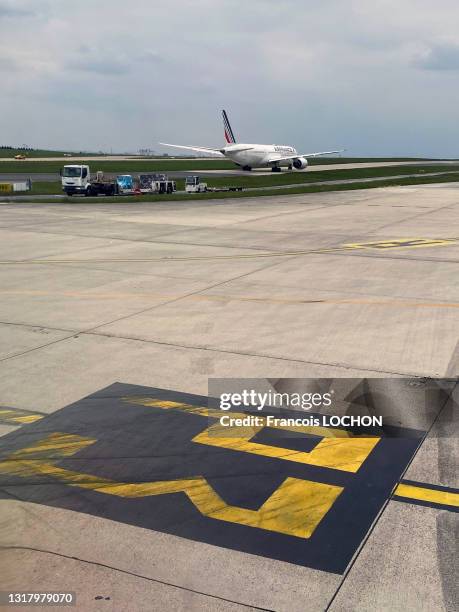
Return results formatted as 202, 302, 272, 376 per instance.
222, 110, 237, 144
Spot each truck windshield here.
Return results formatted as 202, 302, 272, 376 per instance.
63, 167, 82, 177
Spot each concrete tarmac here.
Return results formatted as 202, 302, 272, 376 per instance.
0, 183, 457, 611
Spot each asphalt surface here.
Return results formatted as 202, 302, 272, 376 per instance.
0, 183, 458, 611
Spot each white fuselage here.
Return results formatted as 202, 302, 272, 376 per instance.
221, 143, 297, 168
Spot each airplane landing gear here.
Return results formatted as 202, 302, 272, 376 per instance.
287, 163, 293, 170
242, 165, 252, 171
271, 166, 281, 172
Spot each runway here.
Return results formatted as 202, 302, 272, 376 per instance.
0, 184, 457, 611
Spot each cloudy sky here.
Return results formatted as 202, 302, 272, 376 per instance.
1, 0, 459, 156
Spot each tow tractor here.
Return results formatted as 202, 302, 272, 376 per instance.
185, 176, 207, 193
185, 175, 243, 193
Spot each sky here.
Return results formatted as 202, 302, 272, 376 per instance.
1, 0, 459, 157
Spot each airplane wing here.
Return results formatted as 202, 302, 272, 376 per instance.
268, 150, 345, 163
159, 143, 224, 157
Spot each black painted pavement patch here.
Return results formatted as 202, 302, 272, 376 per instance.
0, 382, 426, 574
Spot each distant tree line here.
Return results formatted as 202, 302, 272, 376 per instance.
0, 145, 36, 151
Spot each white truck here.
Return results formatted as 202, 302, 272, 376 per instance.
185, 176, 207, 193
60, 165, 119, 196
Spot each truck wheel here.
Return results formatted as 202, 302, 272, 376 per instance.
85, 187, 92, 197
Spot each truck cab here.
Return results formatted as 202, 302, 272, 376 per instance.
60, 165, 90, 195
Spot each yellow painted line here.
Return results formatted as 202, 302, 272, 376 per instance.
123, 397, 380, 473
193, 425, 379, 473
394, 483, 459, 508
0, 408, 44, 425
344, 238, 457, 250
6, 432, 96, 461
0, 433, 343, 538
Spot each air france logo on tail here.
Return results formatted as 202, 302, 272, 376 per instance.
222, 110, 237, 144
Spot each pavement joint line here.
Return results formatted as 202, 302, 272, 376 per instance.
2, 247, 458, 271
0, 240, 134, 266
80, 330, 427, 377
0, 256, 297, 363
0, 332, 81, 364
2, 293, 459, 309
0, 247, 353, 264
82, 253, 297, 336
223, 201, 348, 227
0, 284, 452, 377
370, 199, 459, 234
3, 227, 298, 254
0, 320, 77, 334
0, 546, 274, 612
0, 237, 457, 265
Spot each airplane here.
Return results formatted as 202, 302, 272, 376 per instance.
160, 110, 344, 172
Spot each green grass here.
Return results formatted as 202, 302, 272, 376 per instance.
17, 164, 459, 196
26, 181, 62, 194
200, 164, 459, 188
8, 172, 459, 204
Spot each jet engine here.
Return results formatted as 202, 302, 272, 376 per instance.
292, 157, 308, 170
